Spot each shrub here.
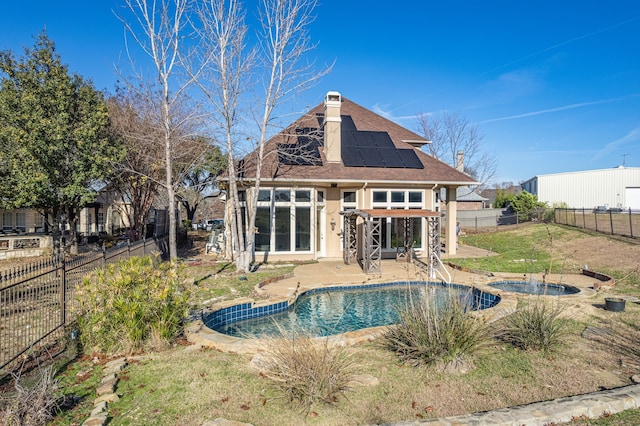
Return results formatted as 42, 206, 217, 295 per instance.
74, 255, 189, 355
382, 289, 490, 370
1, 366, 61, 426
260, 333, 357, 415
497, 299, 569, 352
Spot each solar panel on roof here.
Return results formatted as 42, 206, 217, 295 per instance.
341, 115, 357, 131
277, 137, 323, 166
342, 144, 365, 166
397, 149, 424, 168
360, 146, 385, 166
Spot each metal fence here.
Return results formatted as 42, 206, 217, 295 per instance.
446, 208, 546, 232
554, 208, 639, 239
0, 237, 167, 375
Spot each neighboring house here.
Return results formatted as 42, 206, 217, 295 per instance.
521, 166, 640, 210
225, 91, 476, 266
0, 187, 162, 258
440, 186, 488, 211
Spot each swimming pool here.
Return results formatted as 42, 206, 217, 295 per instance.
204, 281, 500, 339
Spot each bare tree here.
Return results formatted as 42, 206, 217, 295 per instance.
195, 0, 329, 272
118, 0, 208, 260
417, 112, 497, 190
107, 89, 164, 240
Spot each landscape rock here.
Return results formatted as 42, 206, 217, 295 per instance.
94, 393, 120, 405
82, 412, 108, 426
202, 418, 254, 426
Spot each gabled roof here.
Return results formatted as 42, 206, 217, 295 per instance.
456, 186, 488, 202
238, 96, 477, 186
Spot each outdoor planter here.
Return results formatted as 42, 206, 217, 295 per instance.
604, 297, 626, 312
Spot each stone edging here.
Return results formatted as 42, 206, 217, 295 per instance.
81, 357, 127, 426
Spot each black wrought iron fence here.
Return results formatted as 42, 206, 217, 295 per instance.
554, 208, 639, 239
0, 237, 167, 374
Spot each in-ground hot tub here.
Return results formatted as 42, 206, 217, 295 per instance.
487, 280, 581, 296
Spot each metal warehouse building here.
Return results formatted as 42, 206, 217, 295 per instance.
521, 166, 640, 210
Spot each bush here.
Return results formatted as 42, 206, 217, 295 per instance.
74, 255, 189, 355
260, 333, 357, 415
1, 366, 61, 426
382, 289, 490, 370
497, 299, 569, 352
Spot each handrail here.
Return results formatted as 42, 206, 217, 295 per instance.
432, 254, 451, 284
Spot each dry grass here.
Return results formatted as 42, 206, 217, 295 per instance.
99, 335, 631, 425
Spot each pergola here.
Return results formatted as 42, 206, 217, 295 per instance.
341, 209, 441, 275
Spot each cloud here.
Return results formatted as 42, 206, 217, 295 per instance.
591, 127, 640, 162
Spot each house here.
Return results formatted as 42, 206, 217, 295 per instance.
225, 91, 476, 268
521, 166, 640, 210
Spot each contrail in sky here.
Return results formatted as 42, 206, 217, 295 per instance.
476, 16, 640, 79
413, 16, 640, 109
477, 94, 640, 124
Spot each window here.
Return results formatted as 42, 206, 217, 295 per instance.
249, 188, 313, 253
343, 191, 356, 204
275, 207, 291, 251
274, 190, 290, 202
2, 212, 13, 231
255, 207, 271, 251
391, 191, 405, 203
373, 191, 387, 203
295, 207, 311, 250
409, 192, 422, 203
370, 189, 425, 250
15, 212, 26, 231
295, 190, 310, 202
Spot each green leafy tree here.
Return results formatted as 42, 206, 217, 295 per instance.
509, 190, 546, 221
494, 188, 515, 208
0, 33, 121, 256
177, 143, 226, 223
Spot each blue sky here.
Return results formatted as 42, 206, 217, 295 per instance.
1, 1, 639, 184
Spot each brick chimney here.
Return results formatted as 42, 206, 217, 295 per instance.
323, 91, 342, 163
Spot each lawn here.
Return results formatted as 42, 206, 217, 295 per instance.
10, 224, 640, 425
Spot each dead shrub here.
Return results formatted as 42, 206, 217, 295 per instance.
259, 332, 357, 415
0, 366, 61, 426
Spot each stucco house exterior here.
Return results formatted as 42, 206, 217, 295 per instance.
225, 91, 476, 267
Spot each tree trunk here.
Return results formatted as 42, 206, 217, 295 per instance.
67, 207, 79, 255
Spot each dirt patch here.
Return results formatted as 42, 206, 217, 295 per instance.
552, 234, 640, 273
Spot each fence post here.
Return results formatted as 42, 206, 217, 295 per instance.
582, 208, 585, 229
102, 243, 107, 267
609, 210, 614, 235
595, 211, 598, 232
629, 208, 634, 238
60, 256, 67, 326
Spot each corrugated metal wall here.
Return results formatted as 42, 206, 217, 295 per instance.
529, 167, 640, 209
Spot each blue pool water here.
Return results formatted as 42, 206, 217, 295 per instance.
205, 282, 499, 338
488, 280, 580, 296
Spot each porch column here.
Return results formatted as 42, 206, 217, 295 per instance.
445, 187, 458, 255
